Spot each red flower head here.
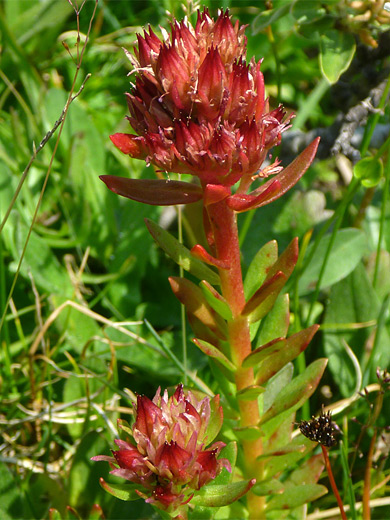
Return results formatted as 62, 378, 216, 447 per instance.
102, 8, 319, 211
92, 385, 230, 513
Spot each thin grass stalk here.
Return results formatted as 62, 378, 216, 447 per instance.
373, 138, 390, 287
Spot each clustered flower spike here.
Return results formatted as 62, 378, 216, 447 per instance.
102, 8, 320, 211
109, 9, 291, 187
92, 385, 230, 514
298, 406, 339, 448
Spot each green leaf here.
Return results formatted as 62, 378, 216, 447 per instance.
234, 425, 262, 441
0, 462, 24, 520
212, 442, 237, 485
13, 220, 73, 297
264, 237, 299, 284
169, 277, 227, 340
262, 363, 294, 414
237, 385, 266, 401
256, 293, 290, 348
252, 3, 290, 34
320, 29, 356, 84
353, 157, 383, 188
191, 480, 255, 507
145, 219, 220, 286
261, 437, 316, 480
69, 432, 110, 506
243, 272, 287, 323
299, 228, 368, 295
287, 453, 324, 486
200, 281, 233, 321
193, 338, 236, 372
244, 240, 278, 299
259, 359, 327, 425
253, 325, 319, 383
204, 394, 224, 445
291, 0, 326, 24
323, 262, 390, 396
252, 479, 285, 497
99, 479, 141, 501
266, 484, 328, 511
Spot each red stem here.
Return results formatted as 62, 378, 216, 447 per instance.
321, 445, 347, 520
206, 198, 265, 518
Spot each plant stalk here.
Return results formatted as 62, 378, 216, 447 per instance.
321, 445, 348, 520
206, 198, 265, 518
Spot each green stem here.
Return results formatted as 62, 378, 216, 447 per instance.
373, 140, 390, 288
206, 198, 265, 518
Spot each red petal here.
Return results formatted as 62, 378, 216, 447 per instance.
110, 133, 146, 157
100, 177, 203, 206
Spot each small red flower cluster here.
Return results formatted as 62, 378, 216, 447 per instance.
92, 385, 229, 512
111, 9, 290, 187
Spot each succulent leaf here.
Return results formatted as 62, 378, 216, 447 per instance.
100, 176, 203, 205
145, 219, 220, 285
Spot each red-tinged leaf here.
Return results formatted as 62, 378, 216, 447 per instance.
203, 184, 231, 206
66, 506, 81, 520
191, 244, 230, 269
257, 442, 308, 460
169, 277, 227, 339
242, 271, 287, 323
265, 237, 298, 283
193, 338, 236, 372
252, 479, 285, 497
256, 293, 290, 347
188, 314, 222, 346
256, 325, 319, 384
99, 478, 140, 501
242, 138, 320, 210
191, 479, 256, 507
49, 509, 62, 520
226, 178, 281, 212
144, 219, 220, 286
263, 410, 296, 454
89, 504, 106, 520
287, 453, 324, 486
261, 436, 316, 480
200, 280, 233, 321
242, 336, 286, 368
265, 483, 327, 511
244, 240, 278, 300
259, 358, 327, 425
99, 176, 203, 206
